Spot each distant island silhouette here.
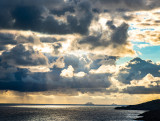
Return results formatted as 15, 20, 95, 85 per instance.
85, 102, 95, 106
115, 99, 160, 120
111, 103, 117, 106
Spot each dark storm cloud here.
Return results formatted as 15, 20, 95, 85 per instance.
117, 57, 160, 84
78, 34, 103, 49
0, 47, 113, 93
63, 54, 117, 73
0, 32, 35, 46
51, 6, 75, 16
64, 54, 88, 72
148, 0, 160, 10
0, 33, 16, 51
106, 21, 116, 30
123, 86, 160, 94
92, 8, 100, 13
16, 35, 35, 43
0, 67, 34, 92
116, 8, 129, 12
65, 0, 93, 34
0, 64, 111, 92
111, 23, 128, 45
122, 15, 134, 21
0, 63, 18, 81
93, 0, 150, 11
89, 55, 117, 69
97, 0, 144, 5
117, 57, 160, 94
0, 0, 93, 35
0, 33, 16, 45
1, 0, 160, 95
65, 73, 111, 89
63, 54, 94, 72
21, 66, 111, 92
0, 68, 58, 92
0, 0, 158, 35
2, 44, 48, 66
12, 6, 43, 31
0, 0, 65, 7
79, 22, 129, 49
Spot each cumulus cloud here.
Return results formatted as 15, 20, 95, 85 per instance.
0, 0, 94, 35
0, 66, 112, 93
89, 65, 116, 74
117, 57, 160, 84
122, 74, 160, 94
2, 44, 48, 66
0, 0, 159, 35
77, 22, 135, 56
0, 37, 115, 93
60, 65, 74, 78
0, 0, 160, 98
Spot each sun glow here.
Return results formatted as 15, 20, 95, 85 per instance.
61, 39, 71, 52
33, 44, 53, 53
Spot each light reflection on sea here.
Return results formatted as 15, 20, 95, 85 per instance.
0, 105, 146, 121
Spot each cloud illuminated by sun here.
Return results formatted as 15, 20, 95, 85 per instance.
33, 44, 53, 53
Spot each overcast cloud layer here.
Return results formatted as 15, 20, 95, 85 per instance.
0, 0, 160, 98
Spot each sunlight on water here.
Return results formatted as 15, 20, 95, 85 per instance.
9, 105, 77, 108
0, 105, 146, 121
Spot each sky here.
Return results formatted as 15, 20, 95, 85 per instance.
0, 0, 160, 105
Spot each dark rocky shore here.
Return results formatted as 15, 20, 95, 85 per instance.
115, 99, 160, 121
136, 110, 160, 121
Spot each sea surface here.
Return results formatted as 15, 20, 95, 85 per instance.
0, 104, 146, 121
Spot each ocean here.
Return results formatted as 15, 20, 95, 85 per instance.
0, 104, 145, 121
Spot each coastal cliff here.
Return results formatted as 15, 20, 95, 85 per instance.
115, 99, 160, 121
115, 99, 160, 110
